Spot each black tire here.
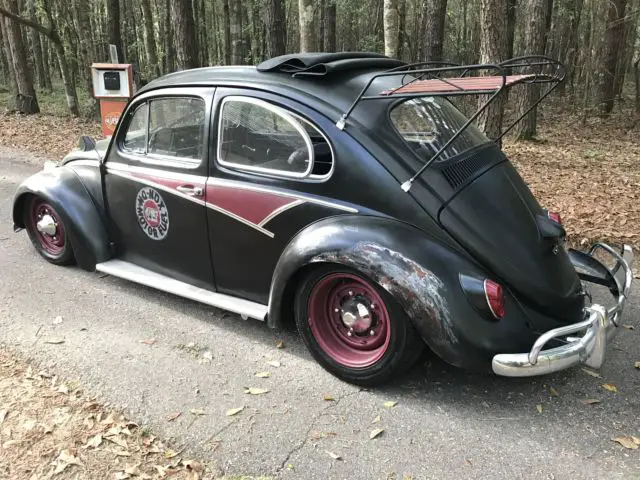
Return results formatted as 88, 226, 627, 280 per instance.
294, 264, 424, 386
23, 196, 75, 266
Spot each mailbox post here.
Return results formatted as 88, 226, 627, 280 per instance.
91, 63, 134, 137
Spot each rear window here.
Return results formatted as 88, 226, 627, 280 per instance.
390, 97, 489, 163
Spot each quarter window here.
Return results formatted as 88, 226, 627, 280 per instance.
218, 97, 329, 178
121, 97, 206, 164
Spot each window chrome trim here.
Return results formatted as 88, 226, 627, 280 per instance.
216, 96, 315, 179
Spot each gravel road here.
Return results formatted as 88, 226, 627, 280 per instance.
1, 147, 639, 479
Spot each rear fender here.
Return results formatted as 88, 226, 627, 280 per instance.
268, 215, 530, 368
12, 166, 110, 271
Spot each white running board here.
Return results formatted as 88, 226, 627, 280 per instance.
95, 259, 268, 321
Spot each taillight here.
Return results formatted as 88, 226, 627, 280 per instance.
547, 211, 562, 225
484, 279, 505, 319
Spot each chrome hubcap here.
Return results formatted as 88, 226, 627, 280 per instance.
340, 299, 373, 334
36, 214, 57, 237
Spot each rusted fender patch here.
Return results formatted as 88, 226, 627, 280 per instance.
311, 241, 457, 347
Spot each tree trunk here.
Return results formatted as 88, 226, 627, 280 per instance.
3, 0, 38, 114
163, 0, 175, 72
222, 0, 231, 64
25, 0, 45, 90
299, 0, 314, 53
514, 0, 548, 140
325, 0, 336, 52
40, 35, 51, 90
0, 16, 16, 106
106, 0, 123, 61
75, 0, 97, 116
383, 0, 399, 57
170, 0, 199, 70
598, 0, 627, 116
635, 58, 640, 115
229, 0, 244, 63
556, 0, 583, 96
141, 0, 160, 77
264, 0, 285, 57
506, 0, 517, 59
423, 0, 447, 61
397, 0, 406, 59
477, 0, 506, 140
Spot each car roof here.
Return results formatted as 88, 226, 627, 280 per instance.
137, 53, 408, 121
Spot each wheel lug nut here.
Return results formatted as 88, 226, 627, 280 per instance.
348, 291, 353, 296
347, 329, 354, 337
370, 303, 375, 309
369, 330, 375, 336
334, 308, 339, 313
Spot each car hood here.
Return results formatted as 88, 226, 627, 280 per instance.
61, 138, 111, 165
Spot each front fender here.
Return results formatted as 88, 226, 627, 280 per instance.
269, 215, 537, 370
12, 165, 110, 271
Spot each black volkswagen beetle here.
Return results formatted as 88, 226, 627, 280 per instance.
12, 53, 633, 386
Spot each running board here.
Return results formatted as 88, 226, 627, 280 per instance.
95, 259, 268, 321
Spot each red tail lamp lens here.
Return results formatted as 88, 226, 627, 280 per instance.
548, 211, 562, 224
484, 279, 505, 319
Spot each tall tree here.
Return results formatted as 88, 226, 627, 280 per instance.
25, 0, 46, 90
506, 0, 517, 59
106, 0, 123, 61
384, 0, 400, 57
477, 0, 507, 139
423, 0, 447, 61
222, 0, 231, 64
325, 0, 336, 52
598, 0, 628, 116
0, 16, 16, 104
299, 0, 314, 52
514, 0, 548, 140
141, 0, 160, 77
2, 0, 39, 114
171, 0, 199, 70
229, 0, 244, 63
264, 0, 286, 57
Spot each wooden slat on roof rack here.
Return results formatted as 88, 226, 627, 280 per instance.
380, 74, 538, 95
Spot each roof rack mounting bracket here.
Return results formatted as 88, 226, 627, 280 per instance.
336, 115, 347, 130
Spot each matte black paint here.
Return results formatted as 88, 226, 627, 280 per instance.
12, 165, 110, 270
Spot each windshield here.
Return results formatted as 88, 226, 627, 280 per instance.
390, 96, 489, 163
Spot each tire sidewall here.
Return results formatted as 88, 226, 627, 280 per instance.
24, 196, 74, 265
295, 265, 419, 386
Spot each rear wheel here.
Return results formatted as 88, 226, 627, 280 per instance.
24, 196, 74, 266
294, 265, 423, 386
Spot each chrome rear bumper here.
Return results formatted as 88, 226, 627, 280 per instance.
492, 244, 633, 377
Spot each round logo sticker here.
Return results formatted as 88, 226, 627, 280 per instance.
136, 187, 169, 240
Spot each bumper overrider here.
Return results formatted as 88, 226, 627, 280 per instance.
492, 243, 634, 377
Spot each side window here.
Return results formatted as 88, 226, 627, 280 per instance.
218, 97, 332, 179
123, 104, 148, 154
120, 97, 206, 164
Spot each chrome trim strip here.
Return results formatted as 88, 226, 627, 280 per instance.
207, 177, 359, 214
258, 199, 305, 227
96, 259, 268, 321
65, 159, 100, 168
217, 96, 315, 179
106, 168, 275, 238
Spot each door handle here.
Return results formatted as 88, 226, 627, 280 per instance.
176, 185, 204, 197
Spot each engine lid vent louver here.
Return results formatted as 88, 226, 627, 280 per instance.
440, 154, 496, 189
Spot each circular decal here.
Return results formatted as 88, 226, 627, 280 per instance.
136, 187, 169, 240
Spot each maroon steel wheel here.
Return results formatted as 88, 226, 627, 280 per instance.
307, 273, 392, 368
27, 199, 67, 257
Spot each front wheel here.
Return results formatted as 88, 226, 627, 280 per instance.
294, 265, 423, 386
23, 196, 75, 266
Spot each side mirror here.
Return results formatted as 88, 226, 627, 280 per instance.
79, 136, 97, 152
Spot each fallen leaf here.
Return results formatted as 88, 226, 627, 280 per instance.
370, 428, 384, 439
54, 449, 82, 474
115, 450, 132, 457
255, 371, 271, 378
182, 459, 204, 474
602, 383, 618, 393
536, 404, 543, 413
225, 407, 244, 417
139, 338, 157, 345
244, 387, 269, 395
582, 368, 602, 378
582, 399, 601, 405
52, 315, 63, 325
383, 401, 398, 409
548, 386, 559, 397
613, 437, 639, 449
325, 450, 342, 460
323, 394, 335, 401
0, 409, 7, 423
45, 339, 65, 344
166, 412, 181, 422
83, 434, 103, 449
632, 436, 640, 445
114, 472, 130, 480
623, 324, 635, 330
201, 351, 213, 362
634, 361, 640, 369
190, 408, 207, 416
266, 360, 281, 367
23, 419, 36, 430
276, 340, 285, 349
372, 415, 381, 424
286, 463, 294, 470
164, 448, 182, 459
124, 465, 141, 476
58, 384, 69, 394
106, 435, 128, 448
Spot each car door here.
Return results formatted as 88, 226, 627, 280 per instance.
103, 87, 216, 289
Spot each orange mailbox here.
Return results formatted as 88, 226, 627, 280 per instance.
91, 63, 134, 137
